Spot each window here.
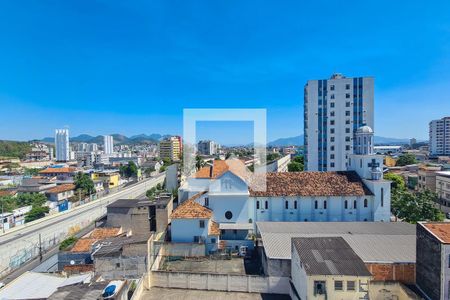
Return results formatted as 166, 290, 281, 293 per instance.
205, 197, 209, 207
330, 128, 335, 134
330, 111, 335, 117
256, 201, 260, 209
194, 236, 200, 243
324, 200, 327, 209
360, 159, 363, 168
331, 146, 335, 151
345, 136, 351, 142
314, 281, 326, 295
335, 280, 343, 291
354, 200, 357, 209
330, 102, 335, 108
346, 93, 350, 98
346, 101, 350, 107
199, 220, 205, 228
331, 162, 335, 168
330, 120, 335, 125
211, 238, 216, 243
345, 200, 348, 209
330, 94, 335, 99
225, 211, 233, 220
116, 263, 121, 268
346, 110, 350, 116
285, 201, 289, 209
364, 198, 368, 208
381, 188, 384, 207
265, 201, 268, 209
346, 145, 350, 151
346, 128, 350, 133
314, 200, 318, 209
294, 201, 298, 209
346, 83, 351, 90
331, 137, 335, 142
330, 154, 335, 159
347, 281, 355, 291
346, 119, 350, 124
330, 85, 335, 91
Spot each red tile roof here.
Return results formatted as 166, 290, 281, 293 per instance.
0, 190, 17, 197
208, 220, 220, 236
423, 223, 450, 243
71, 238, 97, 252
194, 159, 251, 181
89, 227, 121, 239
250, 171, 373, 197
46, 183, 75, 194
171, 191, 212, 219
39, 167, 77, 174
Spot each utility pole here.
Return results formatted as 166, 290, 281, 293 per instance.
1, 201, 4, 234
39, 233, 43, 262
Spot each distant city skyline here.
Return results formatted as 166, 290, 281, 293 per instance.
1, 1, 450, 143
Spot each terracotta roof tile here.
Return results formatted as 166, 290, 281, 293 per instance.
208, 220, 220, 236
0, 190, 17, 197
39, 167, 77, 174
89, 227, 121, 239
71, 238, 97, 252
171, 191, 212, 219
46, 184, 75, 194
63, 264, 94, 273
423, 223, 450, 243
194, 159, 251, 181
250, 171, 373, 197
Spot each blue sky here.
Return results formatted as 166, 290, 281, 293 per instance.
1, 0, 450, 144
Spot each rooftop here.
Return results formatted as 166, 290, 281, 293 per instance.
194, 159, 251, 181
257, 222, 416, 263
107, 199, 152, 208
292, 237, 372, 277
46, 183, 76, 194
39, 167, 77, 174
422, 222, 450, 243
170, 192, 212, 219
250, 171, 373, 197
92, 233, 151, 257
48, 282, 107, 300
437, 171, 450, 178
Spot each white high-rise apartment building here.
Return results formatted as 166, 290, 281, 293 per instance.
304, 74, 374, 171
104, 135, 114, 155
198, 140, 218, 155
55, 129, 70, 162
429, 117, 450, 156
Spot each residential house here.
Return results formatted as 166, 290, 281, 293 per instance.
91, 170, 120, 190
106, 199, 153, 235
436, 171, 450, 207
18, 177, 57, 194
46, 184, 75, 212
417, 165, 441, 191
290, 237, 372, 300
38, 166, 78, 181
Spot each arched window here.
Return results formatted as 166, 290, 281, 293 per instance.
265, 201, 268, 209
294, 201, 298, 209
323, 200, 327, 209
285, 201, 289, 209
364, 199, 368, 208
344, 200, 348, 209
314, 200, 318, 209
256, 201, 260, 209
354, 200, 357, 209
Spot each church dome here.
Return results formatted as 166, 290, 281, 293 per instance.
356, 125, 373, 134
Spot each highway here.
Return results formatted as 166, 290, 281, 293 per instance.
0, 173, 165, 278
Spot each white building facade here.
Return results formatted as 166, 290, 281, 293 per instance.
104, 135, 114, 155
304, 74, 374, 171
198, 140, 218, 155
429, 116, 450, 156
55, 129, 70, 162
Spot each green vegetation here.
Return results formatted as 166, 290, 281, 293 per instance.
195, 155, 205, 170
25, 205, 50, 222
0, 193, 47, 212
119, 161, 139, 178
288, 156, 304, 172
387, 173, 444, 223
395, 153, 417, 166
146, 183, 166, 200
59, 236, 78, 251
266, 153, 281, 163
24, 168, 40, 176
74, 172, 95, 195
0, 140, 31, 159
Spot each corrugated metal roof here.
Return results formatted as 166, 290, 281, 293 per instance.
293, 237, 372, 276
257, 222, 416, 263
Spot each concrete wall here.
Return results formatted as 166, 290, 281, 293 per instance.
149, 270, 290, 294
416, 224, 442, 300
95, 255, 147, 280
158, 242, 206, 258
365, 263, 415, 284
171, 219, 209, 243
107, 206, 151, 235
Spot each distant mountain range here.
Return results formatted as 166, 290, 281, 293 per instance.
40, 133, 171, 144
268, 135, 425, 147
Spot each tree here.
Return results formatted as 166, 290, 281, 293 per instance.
266, 153, 281, 163
288, 161, 303, 172
17, 193, 47, 207
395, 153, 417, 166
391, 189, 444, 223
119, 161, 139, 178
74, 172, 95, 195
24, 168, 40, 176
383, 173, 406, 191
292, 155, 304, 165
195, 156, 205, 170
0, 195, 18, 212
25, 205, 50, 222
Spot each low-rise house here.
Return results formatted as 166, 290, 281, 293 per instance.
106, 199, 153, 235
148, 193, 173, 234
436, 171, 450, 207
12, 205, 32, 226
91, 170, 120, 189
257, 221, 416, 283
0, 212, 14, 231
46, 184, 75, 212
170, 192, 220, 254
38, 166, 78, 181
92, 234, 151, 280
416, 222, 450, 300
290, 237, 372, 300
18, 176, 56, 194
418, 165, 441, 191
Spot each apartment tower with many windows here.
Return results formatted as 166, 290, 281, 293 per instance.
304, 74, 374, 171
429, 116, 450, 157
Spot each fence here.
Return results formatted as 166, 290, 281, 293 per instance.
149, 270, 289, 294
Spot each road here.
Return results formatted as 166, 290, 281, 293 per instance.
0, 174, 165, 278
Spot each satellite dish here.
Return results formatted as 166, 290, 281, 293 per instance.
70, 260, 75, 265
